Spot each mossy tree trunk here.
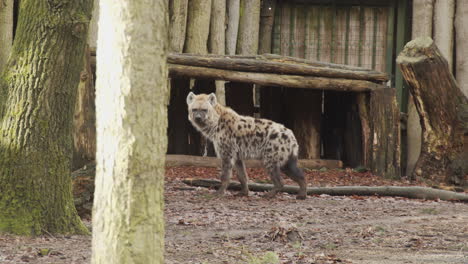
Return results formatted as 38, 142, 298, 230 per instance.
397, 37, 467, 184
0, 0, 92, 235
0, 0, 14, 72
91, 0, 168, 263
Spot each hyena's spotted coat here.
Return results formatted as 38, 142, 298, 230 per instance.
187, 92, 307, 199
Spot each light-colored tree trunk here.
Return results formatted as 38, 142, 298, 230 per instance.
226, 0, 240, 55
407, 0, 433, 176
87, 0, 100, 49
184, 0, 212, 54
433, 0, 455, 71
455, 0, 468, 98
0, 0, 92, 235
169, 0, 188, 53
210, 0, 226, 105
0, 0, 14, 71
237, 0, 261, 55
91, 0, 168, 263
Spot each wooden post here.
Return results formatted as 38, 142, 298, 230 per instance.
397, 37, 467, 185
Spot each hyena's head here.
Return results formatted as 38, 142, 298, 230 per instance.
186, 92, 218, 128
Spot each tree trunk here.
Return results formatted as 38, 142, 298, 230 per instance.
397, 37, 467, 185
237, 0, 260, 55
87, 0, 100, 49
209, 0, 226, 105
407, 0, 433, 177
73, 46, 96, 171
455, 0, 468, 98
433, 0, 455, 72
183, 179, 468, 202
0, 0, 92, 235
226, 0, 240, 55
184, 0, 212, 54
168, 64, 384, 92
167, 53, 388, 82
259, 0, 277, 55
285, 89, 321, 159
169, 0, 188, 53
369, 89, 401, 178
91, 0, 168, 263
0, 0, 14, 71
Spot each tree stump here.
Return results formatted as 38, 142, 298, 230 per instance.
397, 37, 468, 185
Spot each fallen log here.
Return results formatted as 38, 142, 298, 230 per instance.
168, 53, 388, 82
168, 64, 385, 92
165, 154, 342, 169
397, 37, 468, 185
183, 178, 468, 202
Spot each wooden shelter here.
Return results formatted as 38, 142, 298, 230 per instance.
167, 52, 401, 178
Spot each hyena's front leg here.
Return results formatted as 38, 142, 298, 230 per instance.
216, 157, 233, 196
234, 159, 249, 196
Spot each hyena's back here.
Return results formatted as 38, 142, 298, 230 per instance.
214, 111, 299, 168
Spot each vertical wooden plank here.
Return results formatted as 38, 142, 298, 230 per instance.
362, 7, 375, 69
348, 6, 361, 67
375, 7, 389, 72
295, 4, 306, 58
330, 5, 337, 63
280, 2, 291, 56
272, 0, 282, 55
334, 8, 348, 65
316, 5, 322, 60
395, 0, 410, 112
386, 1, 396, 78
345, 8, 351, 65
307, 6, 319, 60
319, 6, 333, 62
289, 3, 296, 57
372, 8, 378, 69
358, 6, 365, 67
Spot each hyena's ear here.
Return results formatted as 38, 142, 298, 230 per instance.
208, 93, 217, 106
186, 92, 195, 105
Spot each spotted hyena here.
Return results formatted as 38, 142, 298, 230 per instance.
186, 92, 307, 199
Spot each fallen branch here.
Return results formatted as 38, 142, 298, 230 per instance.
166, 154, 343, 169
183, 178, 468, 202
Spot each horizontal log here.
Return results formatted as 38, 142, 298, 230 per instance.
165, 154, 343, 169
168, 53, 388, 82
183, 178, 468, 202
168, 65, 385, 92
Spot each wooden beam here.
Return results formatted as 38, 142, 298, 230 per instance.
168, 53, 388, 82
165, 154, 343, 169
169, 64, 385, 92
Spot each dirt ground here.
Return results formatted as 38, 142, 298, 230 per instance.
1, 167, 467, 264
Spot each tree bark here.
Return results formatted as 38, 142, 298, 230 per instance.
87, 0, 100, 49
167, 155, 343, 169
184, 0, 212, 54
397, 37, 467, 185
236, 0, 260, 55
168, 53, 388, 82
455, 0, 468, 98
183, 179, 468, 202
226, 0, 240, 55
0, 0, 14, 71
433, 0, 455, 72
209, 0, 226, 105
369, 89, 401, 179
169, 64, 385, 92
285, 89, 321, 159
407, 0, 433, 176
0, 0, 92, 235
259, 0, 277, 55
169, 0, 188, 53
92, 0, 168, 263
73, 46, 96, 171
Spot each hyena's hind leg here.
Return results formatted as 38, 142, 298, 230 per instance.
217, 157, 233, 196
234, 159, 249, 196
281, 155, 307, 200
264, 165, 284, 199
